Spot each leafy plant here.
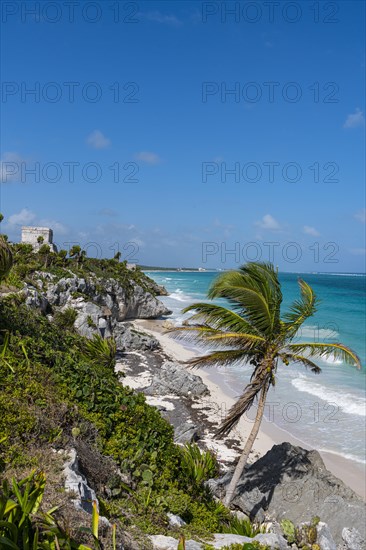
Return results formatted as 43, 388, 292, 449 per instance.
54, 307, 78, 330
280, 516, 320, 548
0, 234, 13, 282
0, 471, 117, 549
179, 443, 218, 490
83, 334, 117, 369
221, 516, 267, 537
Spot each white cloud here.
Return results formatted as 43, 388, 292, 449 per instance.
39, 219, 68, 234
354, 209, 366, 223
86, 130, 111, 149
343, 108, 365, 129
255, 214, 281, 230
303, 225, 320, 237
8, 208, 36, 226
6, 209, 68, 236
0, 152, 26, 183
135, 151, 161, 165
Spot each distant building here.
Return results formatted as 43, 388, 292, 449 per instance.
21, 226, 58, 252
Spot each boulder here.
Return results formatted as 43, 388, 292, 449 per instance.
149, 536, 201, 550
210, 443, 366, 545
174, 422, 200, 444
317, 521, 336, 550
342, 528, 365, 550
114, 322, 160, 351
146, 361, 209, 398
167, 513, 186, 527
123, 283, 171, 319
23, 284, 49, 313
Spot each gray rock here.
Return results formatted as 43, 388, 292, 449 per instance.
174, 422, 199, 444
149, 536, 202, 549
70, 299, 109, 339
254, 533, 289, 550
23, 284, 49, 313
167, 513, 186, 527
123, 282, 171, 319
62, 448, 108, 522
317, 522, 336, 550
114, 322, 160, 351
342, 528, 365, 550
210, 443, 366, 545
146, 361, 209, 398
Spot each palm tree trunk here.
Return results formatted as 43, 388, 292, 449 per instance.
223, 381, 269, 507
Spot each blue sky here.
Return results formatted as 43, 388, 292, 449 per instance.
1, 0, 365, 272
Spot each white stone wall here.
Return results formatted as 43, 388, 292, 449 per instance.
21, 226, 57, 252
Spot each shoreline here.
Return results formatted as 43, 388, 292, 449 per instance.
135, 319, 366, 500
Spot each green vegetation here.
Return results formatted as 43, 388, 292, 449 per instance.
0, 247, 333, 547
3, 241, 159, 297
54, 307, 78, 330
221, 516, 267, 537
280, 516, 321, 549
83, 334, 117, 369
0, 214, 13, 282
171, 262, 361, 505
0, 246, 233, 545
0, 470, 118, 549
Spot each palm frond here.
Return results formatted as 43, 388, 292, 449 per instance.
205, 332, 265, 347
279, 352, 322, 374
182, 303, 257, 334
287, 342, 361, 369
216, 372, 271, 437
207, 263, 282, 336
208, 277, 272, 335
187, 349, 253, 369
282, 279, 318, 338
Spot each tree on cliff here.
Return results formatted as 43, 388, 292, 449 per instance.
170, 262, 361, 506
0, 213, 13, 282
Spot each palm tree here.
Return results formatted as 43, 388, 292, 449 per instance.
169, 262, 361, 506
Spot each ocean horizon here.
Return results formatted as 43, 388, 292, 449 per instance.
145, 270, 366, 466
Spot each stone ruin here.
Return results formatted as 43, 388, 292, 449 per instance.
21, 226, 58, 253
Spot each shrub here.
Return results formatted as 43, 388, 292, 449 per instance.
179, 443, 218, 492
53, 307, 78, 329
221, 516, 267, 537
83, 334, 117, 369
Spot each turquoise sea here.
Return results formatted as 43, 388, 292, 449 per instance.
145, 271, 366, 465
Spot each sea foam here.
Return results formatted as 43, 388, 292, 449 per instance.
291, 376, 366, 417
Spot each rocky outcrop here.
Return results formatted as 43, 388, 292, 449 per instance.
62, 448, 99, 515
145, 361, 209, 398
114, 322, 160, 351
149, 532, 288, 549
174, 421, 200, 444
208, 442, 366, 544
23, 273, 171, 339
122, 282, 170, 319
341, 528, 364, 550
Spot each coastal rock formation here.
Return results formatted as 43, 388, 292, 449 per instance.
145, 360, 210, 398
23, 273, 171, 337
209, 442, 366, 544
114, 321, 160, 351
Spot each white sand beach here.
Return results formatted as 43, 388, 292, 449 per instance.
133, 319, 366, 500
